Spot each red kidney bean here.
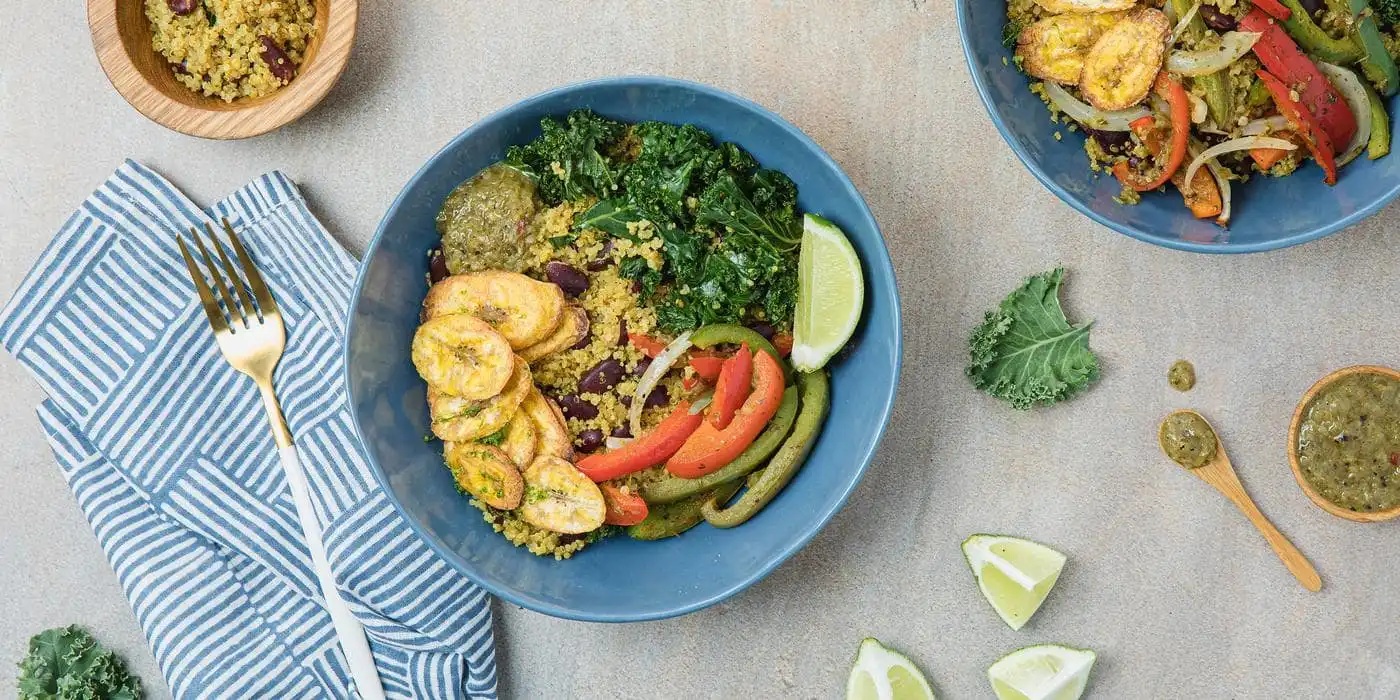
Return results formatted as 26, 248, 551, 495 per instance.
644, 385, 669, 409
428, 246, 450, 284
610, 425, 632, 439
167, 0, 197, 15
1198, 4, 1238, 31
586, 240, 615, 272
631, 357, 652, 377
259, 36, 296, 83
574, 429, 604, 453
616, 318, 628, 346
570, 334, 592, 351
545, 261, 589, 297
1084, 127, 1134, 155
555, 395, 599, 421
746, 322, 776, 341
579, 359, 625, 394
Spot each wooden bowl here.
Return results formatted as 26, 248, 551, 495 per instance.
87, 0, 357, 139
1288, 365, 1400, 523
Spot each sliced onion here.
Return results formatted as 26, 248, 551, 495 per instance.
1317, 61, 1372, 167
1166, 32, 1261, 76
1204, 157, 1233, 226
629, 331, 691, 438
1184, 91, 1209, 124
1183, 136, 1297, 194
1044, 82, 1151, 131
605, 436, 634, 451
688, 390, 715, 415
1170, 2, 1200, 44
1241, 115, 1292, 136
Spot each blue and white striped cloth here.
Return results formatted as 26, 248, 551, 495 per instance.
0, 161, 498, 699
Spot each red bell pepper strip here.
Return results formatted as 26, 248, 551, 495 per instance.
599, 483, 649, 526
771, 333, 794, 358
1255, 69, 1339, 185
708, 344, 753, 429
667, 351, 785, 479
628, 332, 667, 359
1251, 0, 1292, 21
576, 402, 703, 482
687, 352, 726, 382
1112, 74, 1190, 192
1240, 9, 1356, 150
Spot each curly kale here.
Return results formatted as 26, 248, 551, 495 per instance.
18, 626, 142, 700
695, 170, 802, 253
621, 122, 718, 225
506, 110, 626, 204
1374, 0, 1400, 26
966, 268, 1099, 410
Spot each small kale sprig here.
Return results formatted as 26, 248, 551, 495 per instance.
967, 268, 1099, 410
505, 109, 626, 204
18, 626, 142, 700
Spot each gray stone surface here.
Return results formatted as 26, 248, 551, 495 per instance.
4, 1, 1400, 698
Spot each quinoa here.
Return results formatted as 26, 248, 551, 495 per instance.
144, 0, 316, 102
455, 198, 707, 559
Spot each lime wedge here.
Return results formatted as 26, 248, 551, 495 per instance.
987, 644, 1096, 700
792, 213, 864, 372
846, 638, 937, 700
962, 534, 1066, 631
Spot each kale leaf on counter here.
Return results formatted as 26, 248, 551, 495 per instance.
18, 625, 142, 700
966, 268, 1099, 410
519, 110, 803, 333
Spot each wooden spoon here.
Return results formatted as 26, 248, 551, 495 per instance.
1160, 410, 1323, 592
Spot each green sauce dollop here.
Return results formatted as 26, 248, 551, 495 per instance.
1297, 372, 1400, 513
1168, 360, 1196, 392
436, 163, 540, 275
1159, 412, 1217, 469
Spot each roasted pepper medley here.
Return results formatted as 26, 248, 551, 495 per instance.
1008, 0, 1399, 225
412, 113, 841, 558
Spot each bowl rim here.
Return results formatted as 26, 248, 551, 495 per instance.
85, 0, 359, 140
953, 0, 1400, 254
1286, 365, 1400, 523
342, 75, 904, 622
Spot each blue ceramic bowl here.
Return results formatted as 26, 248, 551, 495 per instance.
344, 77, 901, 622
957, 1, 1400, 253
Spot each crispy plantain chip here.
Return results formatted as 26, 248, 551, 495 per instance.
500, 412, 537, 468
1079, 8, 1170, 111
1017, 12, 1125, 84
428, 357, 532, 442
412, 313, 515, 400
423, 271, 566, 349
1034, 0, 1136, 12
518, 456, 607, 534
518, 305, 590, 363
521, 388, 575, 462
445, 443, 524, 510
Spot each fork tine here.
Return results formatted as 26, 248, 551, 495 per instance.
190, 225, 246, 328
221, 218, 279, 315
177, 235, 230, 334
204, 222, 259, 322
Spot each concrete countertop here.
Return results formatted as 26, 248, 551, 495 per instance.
4, 1, 1399, 698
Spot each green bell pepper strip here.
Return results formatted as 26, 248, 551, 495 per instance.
1348, 0, 1400, 96
700, 369, 830, 529
689, 324, 794, 385
640, 387, 800, 505
1246, 77, 1274, 111
1170, 0, 1234, 125
1364, 79, 1392, 159
626, 479, 744, 540
1277, 0, 1366, 64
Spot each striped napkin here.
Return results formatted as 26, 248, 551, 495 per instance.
0, 161, 498, 699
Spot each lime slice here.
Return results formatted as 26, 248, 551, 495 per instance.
846, 638, 937, 700
792, 213, 864, 372
961, 534, 1066, 631
987, 644, 1096, 700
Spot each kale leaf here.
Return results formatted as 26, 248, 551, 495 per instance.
506, 109, 626, 204
621, 122, 718, 225
695, 171, 802, 253
966, 268, 1099, 410
573, 199, 643, 241
1375, 0, 1400, 26
18, 626, 142, 700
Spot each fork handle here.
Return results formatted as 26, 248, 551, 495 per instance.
280, 445, 387, 700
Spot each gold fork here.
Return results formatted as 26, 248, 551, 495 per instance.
178, 219, 386, 700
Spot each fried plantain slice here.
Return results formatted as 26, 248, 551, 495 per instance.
501, 412, 537, 469
1079, 8, 1171, 111
445, 442, 523, 510
1034, 0, 1136, 12
428, 357, 532, 442
412, 314, 515, 400
517, 305, 591, 363
423, 271, 566, 349
518, 456, 607, 534
1017, 12, 1125, 84
520, 388, 574, 462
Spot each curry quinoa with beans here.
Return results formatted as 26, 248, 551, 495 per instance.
145, 0, 315, 101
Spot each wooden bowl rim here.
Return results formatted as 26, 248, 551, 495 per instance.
1287, 364, 1400, 523
86, 0, 358, 139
